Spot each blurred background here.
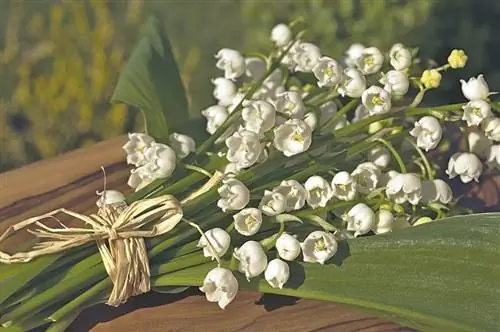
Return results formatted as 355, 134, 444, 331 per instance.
1, 0, 499, 172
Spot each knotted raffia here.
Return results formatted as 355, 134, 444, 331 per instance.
0, 171, 223, 306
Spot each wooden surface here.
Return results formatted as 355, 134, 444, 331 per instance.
0, 137, 498, 332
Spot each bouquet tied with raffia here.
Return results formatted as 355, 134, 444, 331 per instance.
0, 17, 499, 332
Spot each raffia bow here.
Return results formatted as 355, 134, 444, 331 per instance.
0, 171, 223, 306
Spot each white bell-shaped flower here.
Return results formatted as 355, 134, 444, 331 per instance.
460, 74, 490, 101
275, 233, 301, 261
215, 48, 246, 80
274, 90, 305, 119
127, 163, 157, 190
265, 259, 290, 289
217, 178, 250, 212
271, 23, 292, 47
197, 228, 231, 260
212, 77, 237, 107
169, 132, 196, 159
345, 43, 365, 67
409, 116, 443, 151
462, 100, 492, 127
293, 42, 321, 72
245, 57, 267, 81
233, 208, 263, 236
242, 100, 276, 134
312, 57, 343, 87
367, 146, 391, 169
389, 44, 412, 71
356, 47, 384, 75
338, 68, 366, 98
122, 133, 155, 166
202, 105, 229, 135
373, 209, 394, 234
362, 85, 392, 116
468, 131, 492, 158
446, 152, 483, 183
421, 179, 453, 204
331, 171, 357, 201
225, 129, 263, 169
199, 267, 238, 309
233, 241, 268, 280
386, 172, 422, 205
482, 117, 500, 142
273, 119, 312, 157
487, 145, 500, 170
273, 179, 307, 211
344, 203, 376, 237
259, 190, 287, 216
96, 190, 126, 208
379, 70, 409, 97
144, 142, 177, 178
304, 175, 334, 208
300, 231, 338, 264
351, 162, 381, 194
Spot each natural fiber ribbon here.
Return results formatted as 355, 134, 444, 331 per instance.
0, 171, 223, 306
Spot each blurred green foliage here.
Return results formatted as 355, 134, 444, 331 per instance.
1, 0, 499, 172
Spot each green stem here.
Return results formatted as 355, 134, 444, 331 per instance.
374, 138, 407, 173
321, 99, 359, 131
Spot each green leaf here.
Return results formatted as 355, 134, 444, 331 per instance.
153, 213, 500, 331
111, 16, 188, 142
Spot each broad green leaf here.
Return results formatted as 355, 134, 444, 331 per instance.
111, 16, 188, 142
152, 213, 500, 331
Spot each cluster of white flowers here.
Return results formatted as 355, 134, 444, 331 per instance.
117, 22, 498, 311
122, 132, 195, 191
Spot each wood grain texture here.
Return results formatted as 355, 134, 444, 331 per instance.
1, 137, 497, 332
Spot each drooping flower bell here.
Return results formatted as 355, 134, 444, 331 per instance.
233, 208, 263, 236
300, 231, 338, 264
197, 228, 231, 260
264, 259, 290, 289
446, 152, 483, 183
199, 267, 238, 309
233, 241, 268, 280
217, 178, 250, 212
273, 119, 312, 157
275, 233, 301, 261
409, 116, 443, 151
460, 74, 490, 101
215, 48, 246, 80
344, 203, 376, 237
361, 85, 392, 115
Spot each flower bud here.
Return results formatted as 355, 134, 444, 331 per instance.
273, 119, 312, 157
460, 74, 490, 101
271, 24, 292, 47
409, 116, 443, 151
275, 233, 301, 261
304, 175, 334, 208
331, 171, 357, 201
265, 259, 290, 289
389, 44, 412, 71
200, 267, 238, 309
300, 231, 338, 264
313, 56, 343, 87
338, 68, 366, 98
344, 203, 376, 237
217, 178, 250, 212
420, 69, 442, 89
233, 241, 268, 280
122, 133, 155, 166
215, 48, 246, 80
447, 49, 468, 69
379, 70, 409, 96
197, 228, 231, 259
373, 209, 394, 234
356, 47, 383, 74
361, 86, 392, 116
212, 77, 237, 106
202, 105, 229, 135
446, 152, 483, 183
259, 190, 287, 216
233, 208, 263, 236
169, 132, 196, 158
386, 173, 422, 205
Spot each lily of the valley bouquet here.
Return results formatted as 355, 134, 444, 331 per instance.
1, 17, 498, 332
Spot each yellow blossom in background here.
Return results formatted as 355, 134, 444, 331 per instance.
420, 69, 442, 89
447, 49, 468, 69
